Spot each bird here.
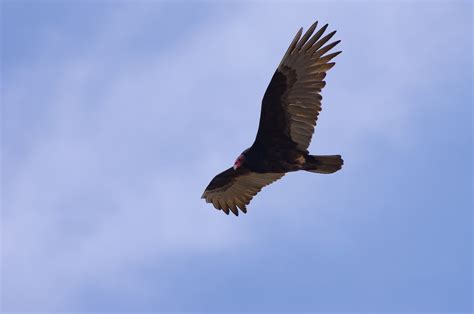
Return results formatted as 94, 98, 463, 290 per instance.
201, 21, 343, 216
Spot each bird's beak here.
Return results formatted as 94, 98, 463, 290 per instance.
233, 164, 237, 170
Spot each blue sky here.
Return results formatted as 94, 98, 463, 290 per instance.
1, 1, 472, 312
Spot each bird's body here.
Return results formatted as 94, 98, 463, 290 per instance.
202, 21, 343, 215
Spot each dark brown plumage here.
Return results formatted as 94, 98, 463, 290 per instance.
202, 21, 343, 216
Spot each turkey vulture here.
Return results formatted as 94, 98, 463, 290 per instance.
202, 21, 343, 216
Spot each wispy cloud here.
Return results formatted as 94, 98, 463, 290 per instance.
2, 1, 472, 312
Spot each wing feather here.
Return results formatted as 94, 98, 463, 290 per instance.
255, 22, 341, 151
201, 167, 284, 216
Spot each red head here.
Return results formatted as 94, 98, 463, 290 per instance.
233, 154, 245, 170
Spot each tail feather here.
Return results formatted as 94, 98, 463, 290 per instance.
304, 155, 343, 174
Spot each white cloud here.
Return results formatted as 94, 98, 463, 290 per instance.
2, 1, 470, 311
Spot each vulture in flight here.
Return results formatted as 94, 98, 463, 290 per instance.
202, 21, 343, 215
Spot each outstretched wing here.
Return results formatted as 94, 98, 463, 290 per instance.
254, 21, 341, 152
201, 167, 284, 216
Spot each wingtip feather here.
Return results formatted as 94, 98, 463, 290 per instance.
295, 22, 317, 51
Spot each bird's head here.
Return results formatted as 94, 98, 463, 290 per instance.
233, 154, 245, 170
233, 149, 250, 170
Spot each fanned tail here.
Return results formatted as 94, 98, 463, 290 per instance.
304, 155, 343, 174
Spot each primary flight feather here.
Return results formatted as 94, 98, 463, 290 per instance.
202, 21, 343, 216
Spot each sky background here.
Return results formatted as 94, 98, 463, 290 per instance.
1, 0, 472, 313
